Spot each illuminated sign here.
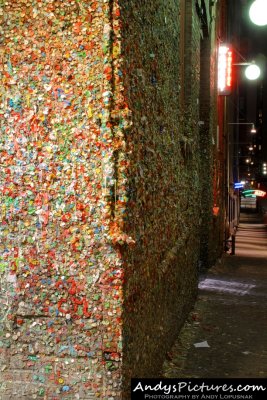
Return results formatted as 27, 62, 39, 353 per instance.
218, 45, 232, 95
234, 182, 244, 189
242, 189, 266, 197
254, 190, 266, 197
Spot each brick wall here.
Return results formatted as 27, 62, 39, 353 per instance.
209, 2, 225, 265
0, 1, 123, 398
120, 0, 201, 393
198, 1, 225, 270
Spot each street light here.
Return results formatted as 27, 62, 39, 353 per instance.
218, 45, 261, 95
244, 63, 261, 80
228, 122, 257, 133
249, 0, 267, 26
233, 61, 261, 81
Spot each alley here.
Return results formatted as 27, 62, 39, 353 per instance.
163, 212, 267, 378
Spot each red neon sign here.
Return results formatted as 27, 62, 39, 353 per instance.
218, 45, 232, 95
254, 190, 266, 197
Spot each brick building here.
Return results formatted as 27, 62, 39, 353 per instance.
0, 1, 225, 399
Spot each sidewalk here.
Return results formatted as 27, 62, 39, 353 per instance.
163, 212, 267, 378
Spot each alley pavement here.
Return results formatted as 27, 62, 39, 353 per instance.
163, 212, 267, 378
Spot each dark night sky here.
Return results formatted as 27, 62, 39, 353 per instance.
240, 0, 267, 68
242, 1, 267, 166
229, 0, 267, 181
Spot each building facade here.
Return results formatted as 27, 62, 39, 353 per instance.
0, 1, 224, 398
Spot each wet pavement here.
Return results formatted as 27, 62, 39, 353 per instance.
163, 212, 267, 378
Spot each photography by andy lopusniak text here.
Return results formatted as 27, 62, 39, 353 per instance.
131, 379, 267, 400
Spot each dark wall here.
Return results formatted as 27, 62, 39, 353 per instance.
119, 0, 204, 393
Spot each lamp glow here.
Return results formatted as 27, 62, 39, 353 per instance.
249, 0, 267, 26
245, 64, 261, 80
